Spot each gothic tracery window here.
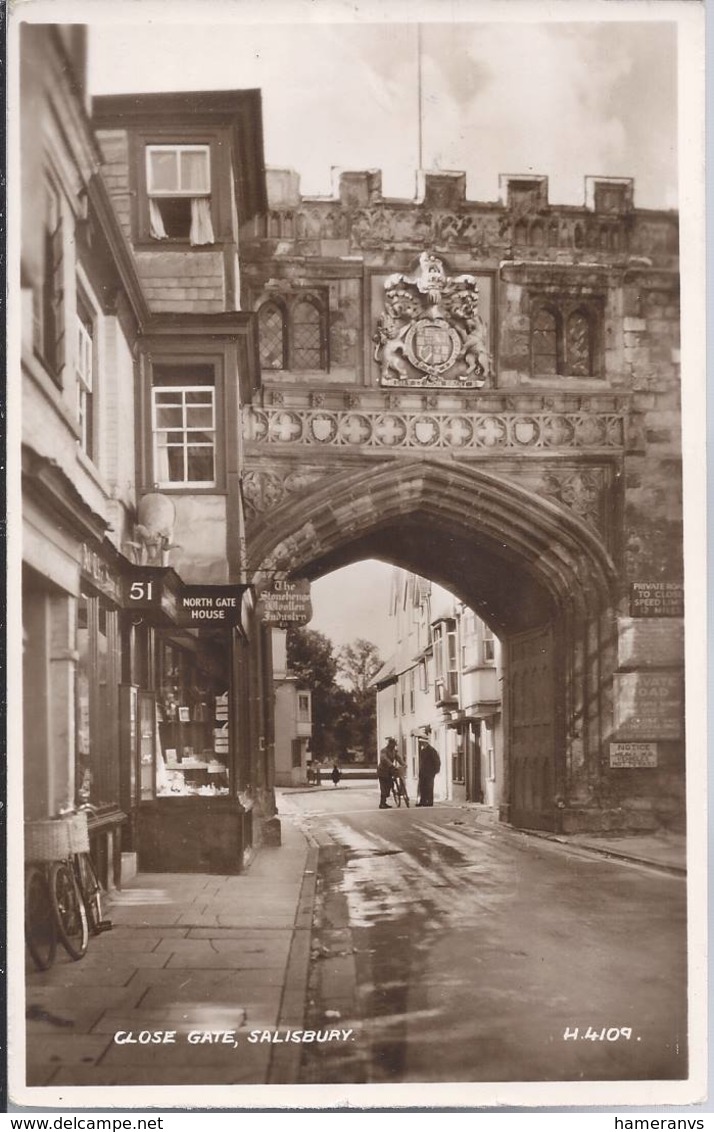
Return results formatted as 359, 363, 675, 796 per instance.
566, 309, 592, 377
257, 294, 326, 373
531, 302, 598, 378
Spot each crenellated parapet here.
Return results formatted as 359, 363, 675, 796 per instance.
241, 168, 678, 267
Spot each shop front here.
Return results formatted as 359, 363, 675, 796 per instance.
120, 567, 252, 874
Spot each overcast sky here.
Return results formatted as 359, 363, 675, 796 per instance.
85, 5, 681, 654
88, 16, 678, 209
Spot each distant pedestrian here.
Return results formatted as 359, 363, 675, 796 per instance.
315, 765, 321, 786
416, 738, 440, 807
377, 738, 397, 809
331, 763, 342, 787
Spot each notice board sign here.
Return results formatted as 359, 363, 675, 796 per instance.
614, 671, 683, 740
609, 742, 658, 768
630, 581, 684, 617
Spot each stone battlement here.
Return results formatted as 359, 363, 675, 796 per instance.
266, 167, 665, 215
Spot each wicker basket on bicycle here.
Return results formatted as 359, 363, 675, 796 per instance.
25, 812, 89, 861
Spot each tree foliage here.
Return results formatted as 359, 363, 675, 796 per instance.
286, 628, 382, 763
337, 638, 383, 693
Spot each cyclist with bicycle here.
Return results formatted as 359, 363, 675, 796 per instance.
377, 737, 397, 809
390, 749, 410, 807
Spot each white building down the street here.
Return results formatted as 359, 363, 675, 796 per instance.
374, 569, 503, 810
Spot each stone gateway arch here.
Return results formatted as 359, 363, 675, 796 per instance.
241, 169, 684, 836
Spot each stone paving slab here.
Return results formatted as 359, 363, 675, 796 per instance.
26, 985, 149, 1011
137, 982, 285, 1014
48, 1064, 271, 1086
23, 820, 313, 1091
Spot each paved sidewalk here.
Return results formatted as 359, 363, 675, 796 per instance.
454, 803, 687, 874
23, 819, 316, 1089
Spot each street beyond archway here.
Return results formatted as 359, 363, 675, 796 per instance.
279, 786, 687, 1085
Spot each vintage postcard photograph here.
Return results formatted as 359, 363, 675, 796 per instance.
6, 0, 707, 1112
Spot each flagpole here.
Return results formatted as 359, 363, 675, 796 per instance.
417, 22, 423, 173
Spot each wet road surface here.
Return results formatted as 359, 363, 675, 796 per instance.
284, 790, 687, 1085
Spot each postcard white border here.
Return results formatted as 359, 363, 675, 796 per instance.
6, 0, 708, 1112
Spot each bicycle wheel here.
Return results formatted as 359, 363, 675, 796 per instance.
25, 866, 56, 971
49, 860, 88, 960
391, 781, 402, 808
76, 852, 111, 935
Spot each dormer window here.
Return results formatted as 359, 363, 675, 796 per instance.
146, 144, 214, 245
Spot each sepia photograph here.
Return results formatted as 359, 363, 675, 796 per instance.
7, 0, 707, 1112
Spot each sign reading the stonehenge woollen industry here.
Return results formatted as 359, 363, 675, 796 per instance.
256, 579, 312, 627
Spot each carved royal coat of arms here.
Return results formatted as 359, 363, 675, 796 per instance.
373, 251, 492, 388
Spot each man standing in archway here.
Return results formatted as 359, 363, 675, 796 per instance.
417, 735, 440, 807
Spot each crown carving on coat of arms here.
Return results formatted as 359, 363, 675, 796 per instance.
373, 251, 492, 388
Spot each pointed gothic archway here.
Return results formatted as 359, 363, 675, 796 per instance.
247, 459, 619, 832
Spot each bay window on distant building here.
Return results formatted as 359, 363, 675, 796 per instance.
145, 143, 215, 245
76, 290, 95, 458
150, 361, 218, 488
482, 625, 496, 663
433, 618, 458, 703
35, 180, 65, 383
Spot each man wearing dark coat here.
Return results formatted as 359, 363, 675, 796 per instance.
417, 738, 440, 807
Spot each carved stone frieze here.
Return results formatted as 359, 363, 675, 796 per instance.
244, 406, 625, 452
242, 466, 334, 517
539, 468, 610, 532
499, 465, 613, 538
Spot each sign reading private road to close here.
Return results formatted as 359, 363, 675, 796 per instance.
630, 582, 684, 618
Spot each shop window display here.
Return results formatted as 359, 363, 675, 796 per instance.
154, 635, 231, 798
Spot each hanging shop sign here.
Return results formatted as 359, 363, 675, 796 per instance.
124, 567, 180, 622
255, 579, 312, 627
178, 586, 247, 627
629, 582, 684, 618
80, 543, 121, 604
609, 742, 658, 769
613, 671, 683, 741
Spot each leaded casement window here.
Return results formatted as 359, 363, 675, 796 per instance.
76, 293, 94, 457
146, 144, 215, 245
256, 294, 327, 373
292, 299, 322, 369
258, 302, 286, 370
532, 307, 559, 375
151, 362, 217, 487
530, 301, 599, 378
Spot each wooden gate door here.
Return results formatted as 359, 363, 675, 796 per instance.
508, 625, 557, 831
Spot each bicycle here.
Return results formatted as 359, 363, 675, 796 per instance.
24, 809, 111, 969
24, 864, 57, 971
390, 776, 410, 808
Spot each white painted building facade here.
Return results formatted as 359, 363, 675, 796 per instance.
374, 569, 503, 809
